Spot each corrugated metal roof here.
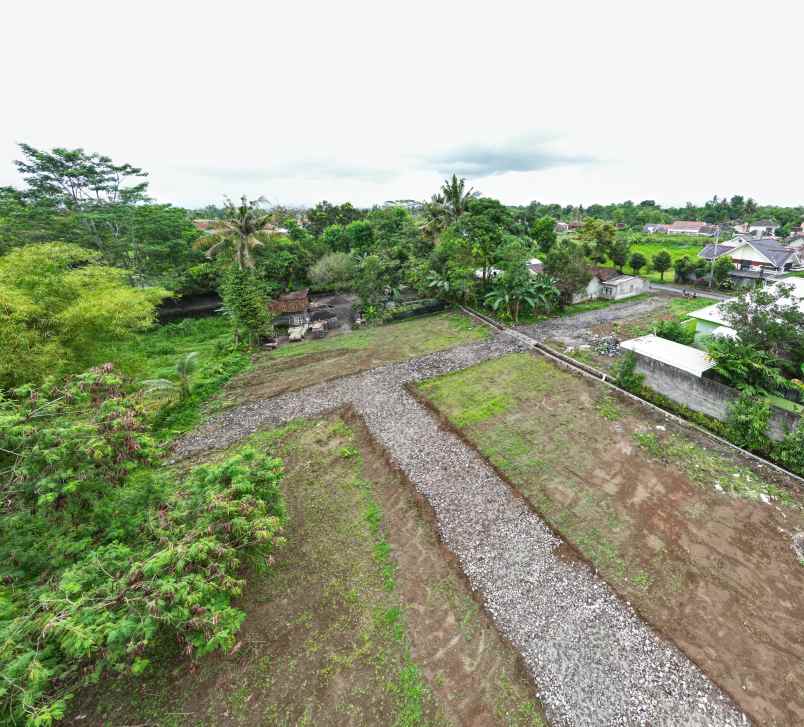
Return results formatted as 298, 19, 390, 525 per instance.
620, 334, 715, 377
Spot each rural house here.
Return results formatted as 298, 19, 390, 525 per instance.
748, 219, 778, 238
698, 237, 800, 274
667, 220, 717, 236
270, 289, 310, 328
572, 268, 647, 303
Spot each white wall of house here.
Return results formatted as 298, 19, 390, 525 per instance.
572, 276, 604, 303
604, 277, 647, 300
727, 242, 773, 266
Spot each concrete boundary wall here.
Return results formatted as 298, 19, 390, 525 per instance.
630, 352, 799, 441
458, 305, 804, 485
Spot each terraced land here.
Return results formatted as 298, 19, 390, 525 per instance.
418, 352, 804, 726
67, 415, 543, 727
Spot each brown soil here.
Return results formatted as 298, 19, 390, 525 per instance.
346, 412, 544, 727
67, 414, 542, 726
421, 353, 804, 727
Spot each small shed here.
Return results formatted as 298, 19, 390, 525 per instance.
620, 334, 715, 378
270, 289, 310, 314
270, 289, 311, 329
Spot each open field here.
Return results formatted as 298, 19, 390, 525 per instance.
597, 240, 704, 281
68, 415, 543, 727
214, 311, 489, 408
418, 353, 804, 726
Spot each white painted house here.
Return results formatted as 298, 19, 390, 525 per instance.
572, 268, 647, 303
748, 220, 778, 238
698, 236, 800, 273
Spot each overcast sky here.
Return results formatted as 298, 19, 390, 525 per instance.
2, 1, 802, 209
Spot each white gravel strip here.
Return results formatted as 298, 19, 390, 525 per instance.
174, 332, 749, 727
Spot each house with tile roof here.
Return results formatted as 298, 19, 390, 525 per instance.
668, 221, 717, 236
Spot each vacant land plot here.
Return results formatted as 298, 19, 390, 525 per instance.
69, 415, 542, 727
515, 295, 672, 349
519, 296, 714, 373
419, 353, 804, 726
214, 312, 489, 409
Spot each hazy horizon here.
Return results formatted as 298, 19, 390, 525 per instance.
3, 1, 803, 210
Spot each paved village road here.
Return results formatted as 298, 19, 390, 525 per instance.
175, 331, 748, 727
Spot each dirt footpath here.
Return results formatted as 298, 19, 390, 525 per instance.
515, 296, 670, 347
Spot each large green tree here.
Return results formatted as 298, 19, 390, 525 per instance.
0, 243, 168, 386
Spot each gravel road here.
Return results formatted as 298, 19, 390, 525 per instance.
515, 297, 669, 348
174, 331, 748, 727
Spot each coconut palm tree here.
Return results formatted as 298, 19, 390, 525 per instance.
440, 174, 475, 220
420, 175, 477, 239
195, 195, 274, 269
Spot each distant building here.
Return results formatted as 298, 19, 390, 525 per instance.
668, 220, 717, 236
748, 219, 778, 238
697, 236, 801, 276
270, 289, 311, 328
572, 268, 647, 303
526, 258, 544, 274
643, 223, 669, 234
786, 235, 804, 252
554, 221, 570, 233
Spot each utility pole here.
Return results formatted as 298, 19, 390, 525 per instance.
708, 226, 720, 289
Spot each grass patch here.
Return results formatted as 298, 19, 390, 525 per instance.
633, 431, 798, 506
268, 311, 487, 362
91, 314, 251, 439
219, 312, 490, 408
596, 393, 622, 421
598, 240, 703, 282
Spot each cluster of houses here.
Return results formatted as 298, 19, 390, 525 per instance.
642, 219, 787, 238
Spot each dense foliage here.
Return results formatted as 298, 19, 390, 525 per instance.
0, 367, 285, 724
0, 243, 168, 387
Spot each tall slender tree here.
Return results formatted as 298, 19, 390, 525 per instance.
195, 195, 274, 269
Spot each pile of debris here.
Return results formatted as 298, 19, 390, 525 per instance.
590, 335, 620, 357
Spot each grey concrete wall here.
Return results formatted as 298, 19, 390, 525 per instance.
631, 353, 799, 441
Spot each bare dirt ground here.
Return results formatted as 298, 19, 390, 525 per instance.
420, 353, 804, 726
68, 414, 543, 726
173, 333, 749, 726
514, 296, 670, 348
212, 312, 488, 409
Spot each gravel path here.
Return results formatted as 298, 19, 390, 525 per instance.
514, 297, 669, 348
175, 332, 748, 727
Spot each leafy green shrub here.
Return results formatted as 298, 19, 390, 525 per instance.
0, 369, 285, 724
707, 337, 788, 395
220, 266, 270, 346
613, 351, 644, 393
653, 319, 695, 346
773, 423, 804, 475
727, 392, 771, 453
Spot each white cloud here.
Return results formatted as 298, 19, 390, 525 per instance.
1, 0, 802, 208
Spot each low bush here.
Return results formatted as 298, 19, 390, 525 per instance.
653, 319, 695, 346
727, 393, 771, 454
0, 367, 285, 725
613, 351, 645, 393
